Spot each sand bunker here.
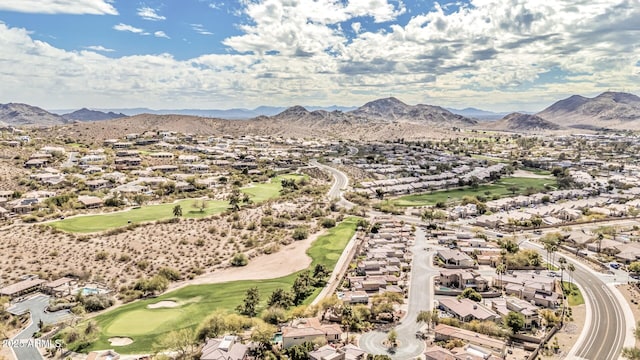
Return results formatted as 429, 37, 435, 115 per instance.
108, 337, 133, 346
147, 300, 179, 309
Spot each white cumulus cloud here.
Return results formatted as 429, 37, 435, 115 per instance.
0, 0, 118, 15
154, 31, 170, 39
85, 45, 115, 52
113, 23, 144, 34
137, 7, 166, 21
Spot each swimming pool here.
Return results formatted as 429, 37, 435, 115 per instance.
81, 287, 99, 296
272, 332, 282, 343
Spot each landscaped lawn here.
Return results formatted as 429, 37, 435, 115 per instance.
49, 198, 229, 233
86, 217, 359, 354
240, 174, 307, 203
562, 281, 585, 306
391, 177, 556, 207
50, 174, 305, 233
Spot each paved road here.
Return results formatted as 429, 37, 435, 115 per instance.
310, 159, 355, 209
522, 241, 626, 360
359, 228, 439, 359
6, 294, 71, 360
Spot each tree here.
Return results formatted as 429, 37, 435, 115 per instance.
531, 216, 543, 228
630, 261, 640, 275
196, 311, 227, 341
261, 306, 288, 325
596, 233, 604, 253
458, 288, 482, 302
284, 342, 314, 360
172, 204, 182, 217
567, 263, 576, 285
507, 185, 520, 195
152, 328, 197, 360
558, 257, 567, 283
375, 188, 385, 200
268, 288, 293, 309
505, 311, 526, 334
495, 263, 507, 294
192, 199, 207, 213
228, 188, 241, 211
387, 329, 398, 348
291, 272, 313, 305
251, 321, 276, 350
417, 310, 433, 330
236, 287, 260, 317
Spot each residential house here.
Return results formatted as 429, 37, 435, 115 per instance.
436, 249, 476, 268
78, 195, 104, 209
490, 297, 540, 329
309, 345, 345, 360
437, 269, 489, 291
434, 324, 506, 356
86, 350, 120, 360
200, 336, 248, 360
0, 278, 46, 299
281, 318, 342, 349
438, 298, 498, 322
43, 277, 77, 297
86, 179, 112, 191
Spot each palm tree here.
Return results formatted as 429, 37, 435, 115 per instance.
496, 263, 507, 295
596, 233, 604, 253
558, 257, 567, 281
172, 204, 182, 217
549, 244, 558, 269
558, 257, 567, 294
567, 263, 575, 287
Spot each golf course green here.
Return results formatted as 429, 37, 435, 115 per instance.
86, 217, 359, 353
50, 174, 306, 233
391, 177, 555, 207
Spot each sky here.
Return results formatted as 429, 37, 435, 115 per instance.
0, 0, 638, 112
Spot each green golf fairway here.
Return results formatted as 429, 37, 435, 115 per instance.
86, 217, 359, 353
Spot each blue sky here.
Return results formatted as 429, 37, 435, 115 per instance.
0, 0, 638, 112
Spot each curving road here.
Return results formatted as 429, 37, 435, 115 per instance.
523, 241, 627, 360
7, 295, 71, 360
313, 162, 631, 359
310, 159, 355, 208
359, 228, 439, 359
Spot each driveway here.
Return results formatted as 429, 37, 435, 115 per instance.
7, 294, 71, 360
359, 228, 440, 359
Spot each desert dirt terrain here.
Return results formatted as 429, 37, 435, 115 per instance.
168, 224, 324, 291
32, 114, 467, 146
0, 197, 325, 289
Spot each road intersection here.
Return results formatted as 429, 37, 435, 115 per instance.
315, 159, 635, 360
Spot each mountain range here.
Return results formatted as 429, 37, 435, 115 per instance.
536, 91, 640, 129
52, 105, 357, 119
61, 108, 127, 122
2, 91, 640, 133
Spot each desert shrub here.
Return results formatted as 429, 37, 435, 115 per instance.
231, 253, 248, 267
136, 260, 149, 270
320, 218, 336, 228
158, 267, 182, 281
80, 295, 115, 312
118, 254, 131, 262
292, 227, 309, 240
